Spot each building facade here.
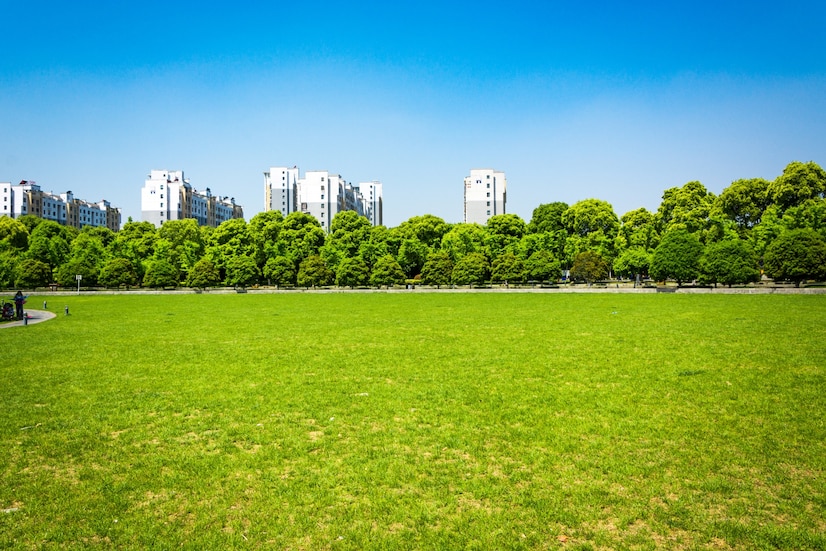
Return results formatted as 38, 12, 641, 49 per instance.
264, 166, 383, 231
141, 169, 243, 228
464, 168, 506, 225
0, 180, 121, 231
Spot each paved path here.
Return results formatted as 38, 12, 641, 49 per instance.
0, 309, 57, 329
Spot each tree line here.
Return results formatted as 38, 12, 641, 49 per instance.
1, 160, 825, 290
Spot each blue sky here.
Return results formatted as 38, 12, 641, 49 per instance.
2, 1, 825, 227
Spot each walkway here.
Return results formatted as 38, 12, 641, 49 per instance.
0, 309, 57, 328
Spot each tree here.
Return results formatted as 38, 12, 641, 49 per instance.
570, 251, 609, 284
14, 258, 52, 288
700, 239, 760, 287
396, 238, 430, 278
562, 199, 620, 237
369, 255, 406, 287
713, 178, 771, 233
767, 161, 826, 213
143, 258, 179, 288
612, 247, 651, 280
524, 250, 561, 283
278, 212, 326, 266
393, 215, 451, 249
440, 223, 486, 261
527, 202, 568, 234
420, 251, 454, 287
263, 256, 296, 286
0, 251, 19, 288
656, 181, 715, 235
185, 258, 221, 289
451, 252, 489, 286
763, 228, 826, 286
248, 210, 284, 266
649, 228, 704, 285
0, 216, 29, 251
335, 257, 370, 288
297, 255, 333, 287
616, 208, 659, 251
26, 220, 73, 270
490, 251, 525, 283
99, 258, 139, 288
224, 255, 260, 288
157, 219, 204, 275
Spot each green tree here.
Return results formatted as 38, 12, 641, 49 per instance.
143, 258, 179, 288
393, 215, 451, 249
14, 258, 52, 288
612, 247, 651, 280
763, 228, 826, 286
490, 251, 525, 283
562, 199, 620, 237
656, 181, 715, 235
248, 210, 284, 266
649, 228, 704, 285
185, 258, 221, 289
296, 255, 333, 287
157, 219, 204, 275
26, 220, 73, 270
0, 216, 29, 251
335, 257, 370, 288
524, 250, 561, 283
712, 178, 771, 233
420, 251, 454, 287
767, 161, 826, 213
225, 255, 260, 288
396, 238, 430, 278
440, 223, 486, 261
451, 252, 489, 286
278, 212, 326, 267
700, 239, 760, 287
527, 202, 568, 234
0, 251, 19, 288
615, 208, 659, 252
369, 255, 406, 287
263, 256, 296, 286
570, 251, 609, 284
99, 258, 139, 288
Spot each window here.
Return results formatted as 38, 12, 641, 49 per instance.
487, 183, 490, 188
487, 201, 490, 206
321, 194, 324, 199
486, 192, 490, 197
160, 194, 163, 199
487, 210, 491, 215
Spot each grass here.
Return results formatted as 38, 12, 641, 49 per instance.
1, 293, 825, 549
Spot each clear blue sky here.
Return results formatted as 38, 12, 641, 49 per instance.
2, 1, 825, 227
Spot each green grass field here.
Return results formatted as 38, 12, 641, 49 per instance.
1, 293, 824, 549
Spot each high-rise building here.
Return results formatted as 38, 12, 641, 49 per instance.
0, 180, 121, 231
464, 168, 506, 225
141, 169, 243, 228
264, 166, 383, 231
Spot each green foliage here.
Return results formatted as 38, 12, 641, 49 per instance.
763, 228, 826, 286
562, 199, 619, 237
185, 258, 221, 289
656, 180, 715, 234
335, 257, 370, 288
369, 255, 406, 287
451, 252, 489, 285
142, 258, 179, 288
524, 249, 561, 282
712, 178, 771, 232
224, 255, 261, 288
420, 251, 454, 286
14, 258, 52, 288
0, 250, 19, 287
296, 254, 333, 287
279, 212, 326, 265
157, 219, 204, 274
98, 258, 139, 288
396, 238, 430, 278
393, 214, 451, 249
767, 160, 826, 213
263, 256, 296, 286
527, 202, 568, 234
649, 228, 704, 285
440, 223, 486, 261
700, 239, 760, 287
616, 208, 659, 251
570, 251, 609, 283
613, 247, 651, 279
490, 251, 525, 283
0, 216, 30, 250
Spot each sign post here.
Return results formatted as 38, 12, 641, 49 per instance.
76, 274, 82, 294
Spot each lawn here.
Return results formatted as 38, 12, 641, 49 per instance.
1, 293, 824, 549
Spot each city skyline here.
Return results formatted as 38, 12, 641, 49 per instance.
1, 1, 825, 228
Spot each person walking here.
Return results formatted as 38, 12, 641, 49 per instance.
14, 290, 26, 320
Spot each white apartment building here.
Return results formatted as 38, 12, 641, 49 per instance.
0, 180, 121, 231
264, 166, 383, 231
141, 169, 243, 228
464, 168, 507, 225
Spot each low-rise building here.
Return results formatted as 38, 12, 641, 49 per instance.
0, 180, 121, 231
141, 169, 243, 228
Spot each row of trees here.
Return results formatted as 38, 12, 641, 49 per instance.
1, 161, 825, 290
